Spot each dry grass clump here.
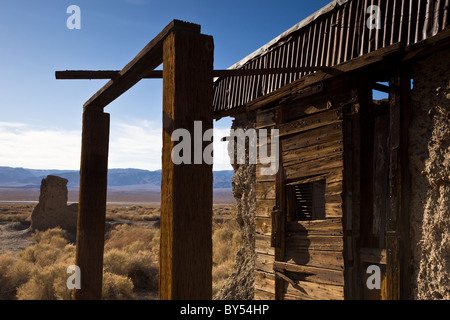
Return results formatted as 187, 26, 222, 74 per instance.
0, 227, 74, 300
212, 218, 242, 296
104, 224, 159, 296
0, 204, 240, 300
0, 225, 159, 300
106, 205, 160, 222
0, 204, 34, 222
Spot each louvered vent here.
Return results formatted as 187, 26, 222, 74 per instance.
294, 183, 313, 220
291, 180, 326, 221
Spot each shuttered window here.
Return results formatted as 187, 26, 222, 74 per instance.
289, 180, 326, 221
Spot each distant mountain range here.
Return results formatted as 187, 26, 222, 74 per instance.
0, 166, 234, 190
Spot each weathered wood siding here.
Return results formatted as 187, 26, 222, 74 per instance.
254, 100, 347, 300
254, 106, 278, 300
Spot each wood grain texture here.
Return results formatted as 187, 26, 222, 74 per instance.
159, 30, 214, 300
74, 109, 110, 300
84, 20, 200, 110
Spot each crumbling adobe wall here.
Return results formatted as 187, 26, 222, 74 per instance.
409, 47, 450, 300
214, 114, 256, 300
31, 175, 78, 233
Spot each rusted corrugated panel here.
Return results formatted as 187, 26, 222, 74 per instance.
213, 0, 450, 114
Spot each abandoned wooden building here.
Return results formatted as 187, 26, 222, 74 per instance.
212, 0, 450, 300
57, 0, 449, 300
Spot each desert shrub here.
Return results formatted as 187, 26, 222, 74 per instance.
0, 252, 28, 299
212, 219, 241, 296
16, 263, 69, 300
105, 224, 160, 256
3, 206, 240, 299
106, 206, 160, 222
12, 228, 75, 300
102, 272, 135, 300
104, 225, 159, 292
2, 225, 159, 300
17, 227, 73, 269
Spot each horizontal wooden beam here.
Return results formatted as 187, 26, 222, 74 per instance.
360, 247, 387, 265
245, 42, 404, 112
82, 19, 200, 111
56, 67, 329, 80
372, 82, 390, 93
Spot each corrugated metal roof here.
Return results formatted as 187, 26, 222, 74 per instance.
213, 0, 450, 114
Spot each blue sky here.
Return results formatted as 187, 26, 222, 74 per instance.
0, 0, 334, 170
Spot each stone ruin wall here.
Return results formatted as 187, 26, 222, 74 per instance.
214, 114, 256, 300
30, 175, 78, 233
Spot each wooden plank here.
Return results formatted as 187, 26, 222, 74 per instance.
284, 278, 344, 300
284, 170, 343, 190
352, 101, 363, 299
74, 109, 110, 300
281, 139, 344, 167
402, 27, 450, 62
256, 108, 276, 129
274, 106, 286, 300
84, 20, 201, 110
254, 289, 275, 300
326, 202, 343, 218
326, 169, 344, 183
326, 183, 343, 198
255, 234, 274, 255
285, 174, 328, 186
256, 166, 276, 182
282, 123, 343, 152
284, 249, 344, 271
246, 43, 403, 112
372, 113, 388, 237
278, 108, 343, 137
256, 181, 276, 200
57, 67, 330, 80
359, 82, 375, 247
325, 193, 343, 204
286, 219, 343, 236
385, 232, 400, 300
274, 261, 344, 286
259, 216, 342, 236
256, 216, 271, 236
281, 82, 353, 123
284, 154, 343, 181
360, 247, 387, 265
342, 104, 355, 299
285, 234, 344, 251
399, 68, 412, 300
255, 271, 275, 295
255, 199, 275, 217
256, 252, 275, 274
159, 31, 214, 300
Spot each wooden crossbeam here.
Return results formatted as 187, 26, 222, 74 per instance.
82, 20, 200, 111
55, 67, 328, 80
245, 42, 404, 112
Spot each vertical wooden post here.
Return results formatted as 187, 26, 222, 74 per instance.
160, 30, 214, 300
385, 67, 411, 300
358, 82, 375, 248
74, 108, 110, 300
